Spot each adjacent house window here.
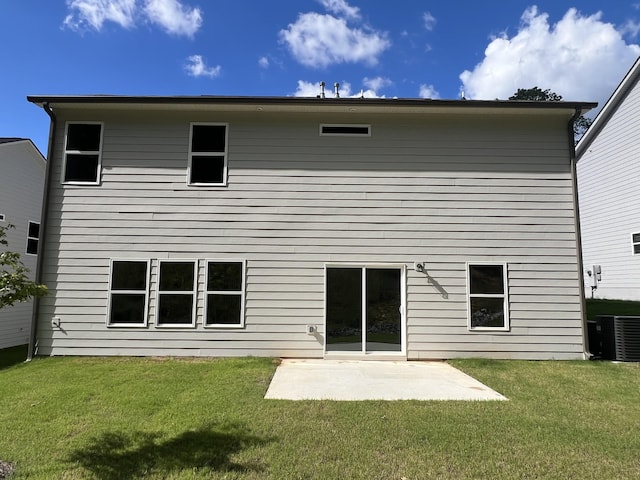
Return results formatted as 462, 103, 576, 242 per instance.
108, 260, 150, 326
157, 260, 197, 327
467, 263, 509, 331
188, 123, 228, 186
63, 122, 103, 184
632, 233, 640, 254
0, 214, 5, 222
320, 124, 371, 136
205, 260, 245, 327
25, 221, 40, 255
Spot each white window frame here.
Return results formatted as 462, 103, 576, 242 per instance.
0, 214, 5, 222
107, 259, 150, 328
466, 262, 509, 332
156, 259, 198, 328
62, 121, 104, 185
188, 122, 229, 187
204, 259, 246, 328
631, 232, 640, 255
25, 220, 40, 256
320, 124, 371, 137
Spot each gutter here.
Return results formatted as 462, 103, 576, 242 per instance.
568, 107, 590, 358
27, 102, 56, 361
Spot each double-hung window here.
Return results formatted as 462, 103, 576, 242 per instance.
25, 221, 40, 255
157, 260, 197, 327
467, 263, 509, 331
188, 123, 228, 186
205, 261, 245, 327
63, 122, 103, 184
632, 233, 640, 255
108, 260, 150, 326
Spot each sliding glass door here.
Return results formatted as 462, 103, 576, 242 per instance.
326, 266, 404, 354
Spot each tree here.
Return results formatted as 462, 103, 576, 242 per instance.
509, 87, 593, 141
0, 224, 47, 309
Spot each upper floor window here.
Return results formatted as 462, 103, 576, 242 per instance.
632, 233, 640, 255
63, 122, 103, 185
0, 214, 5, 222
26, 221, 40, 255
188, 123, 228, 186
467, 263, 509, 331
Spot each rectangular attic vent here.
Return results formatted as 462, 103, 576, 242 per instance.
320, 124, 371, 136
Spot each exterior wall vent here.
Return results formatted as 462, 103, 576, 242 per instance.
320, 125, 371, 136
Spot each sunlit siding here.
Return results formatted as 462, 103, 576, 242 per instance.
35, 107, 583, 359
578, 76, 640, 301
0, 141, 45, 348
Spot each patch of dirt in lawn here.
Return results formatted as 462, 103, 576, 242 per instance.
0, 460, 14, 479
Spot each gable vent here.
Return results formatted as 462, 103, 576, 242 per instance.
320, 124, 371, 136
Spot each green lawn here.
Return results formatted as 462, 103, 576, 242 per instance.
0, 353, 638, 479
585, 298, 640, 320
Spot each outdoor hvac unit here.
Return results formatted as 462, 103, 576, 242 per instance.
592, 316, 640, 362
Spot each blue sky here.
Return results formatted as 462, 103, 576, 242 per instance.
2, 0, 640, 154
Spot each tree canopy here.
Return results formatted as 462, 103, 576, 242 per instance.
509, 86, 593, 141
0, 224, 47, 309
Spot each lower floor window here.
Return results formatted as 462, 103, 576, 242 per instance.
108, 260, 150, 326
467, 263, 509, 331
205, 260, 245, 327
157, 260, 196, 327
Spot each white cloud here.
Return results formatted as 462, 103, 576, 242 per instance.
280, 12, 390, 68
419, 84, 440, 99
621, 19, 640, 38
143, 0, 202, 37
423, 11, 436, 31
319, 0, 360, 20
363, 76, 392, 91
459, 6, 640, 107
258, 56, 270, 68
64, 0, 136, 31
63, 0, 201, 37
185, 55, 221, 78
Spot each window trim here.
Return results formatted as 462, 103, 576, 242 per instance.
0, 214, 5, 222
320, 124, 371, 137
188, 122, 229, 187
62, 121, 104, 185
156, 259, 198, 328
631, 232, 640, 255
204, 259, 246, 329
466, 262, 510, 332
25, 220, 40, 256
107, 259, 151, 328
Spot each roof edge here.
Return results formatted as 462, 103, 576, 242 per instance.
27, 94, 597, 112
576, 56, 640, 159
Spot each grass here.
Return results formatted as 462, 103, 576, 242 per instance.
0, 355, 638, 479
585, 298, 640, 320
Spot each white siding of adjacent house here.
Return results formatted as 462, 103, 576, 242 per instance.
35, 108, 584, 359
577, 76, 640, 301
0, 141, 45, 349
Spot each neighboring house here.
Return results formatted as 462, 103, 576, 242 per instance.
27, 95, 596, 360
0, 138, 46, 349
576, 57, 640, 301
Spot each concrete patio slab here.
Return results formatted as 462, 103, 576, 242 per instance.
264, 359, 507, 401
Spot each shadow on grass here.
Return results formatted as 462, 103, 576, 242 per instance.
68, 422, 270, 479
0, 344, 27, 371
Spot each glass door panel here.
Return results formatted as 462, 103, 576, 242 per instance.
326, 267, 363, 352
366, 268, 402, 352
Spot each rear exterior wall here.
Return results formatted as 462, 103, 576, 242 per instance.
34, 108, 584, 359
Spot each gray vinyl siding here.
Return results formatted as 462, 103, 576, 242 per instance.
577, 76, 640, 300
35, 108, 583, 359
0, 141, 45, 349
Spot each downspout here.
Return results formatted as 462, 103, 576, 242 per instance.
27, 102, 56, 361
568, 107, 590, 359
